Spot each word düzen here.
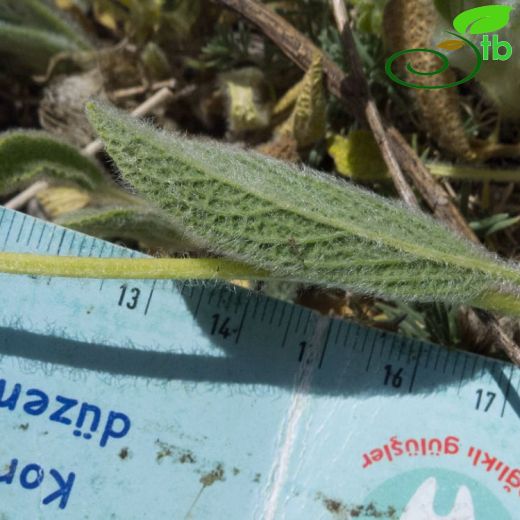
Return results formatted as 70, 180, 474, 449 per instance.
0, 378, 131, 447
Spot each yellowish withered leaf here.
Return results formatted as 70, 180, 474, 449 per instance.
328, 131, 520, 184
272, 81, 304, 120
220, 67, 272, 135
276, 53, 326, 148
93, 0, 119, 31
54, 0, 76, 9
37, 186, 91, 219
328, 131, 387, 182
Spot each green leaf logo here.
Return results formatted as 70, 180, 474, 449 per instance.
453, 5, 513, 35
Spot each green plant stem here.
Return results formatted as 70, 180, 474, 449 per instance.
0, 253, 267, 280
357, 163, 520, 183
2, 252, 520, 317
428, 162, 520, 183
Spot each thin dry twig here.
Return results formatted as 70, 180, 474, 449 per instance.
387, 127, 479, 241
4, 181, 49, 210
330, 0, 418, 208
489, 319, 520, 366
330, 1, 518, 365
467, 309, 520, 366
110, 79, 177, 100
216, 0, 348, 101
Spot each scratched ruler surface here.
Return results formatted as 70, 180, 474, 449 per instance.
0, 206, 519, 519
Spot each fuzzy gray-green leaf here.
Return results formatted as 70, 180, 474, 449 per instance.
0, 0, 91, 74
0, 131, 106, 194
57, 206, 198, 251
86, 101, 520, 315
0, 0, 91, 49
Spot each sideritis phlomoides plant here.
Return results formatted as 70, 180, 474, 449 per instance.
78, 101, 520, 318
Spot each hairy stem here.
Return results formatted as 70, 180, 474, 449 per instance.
1, 252, 520, 318
0, 253, 267, 281
429, 163, 520, 183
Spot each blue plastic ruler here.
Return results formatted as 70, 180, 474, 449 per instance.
0, 206, 519, 519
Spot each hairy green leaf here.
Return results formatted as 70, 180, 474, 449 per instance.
0, 131, 106, 194
57, 206, 198, 251
86, 101, 520, 316
0, 0, 91, 74
0, 0, 90, 49
0, 131, 191, 250
0, 23, 80, 74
